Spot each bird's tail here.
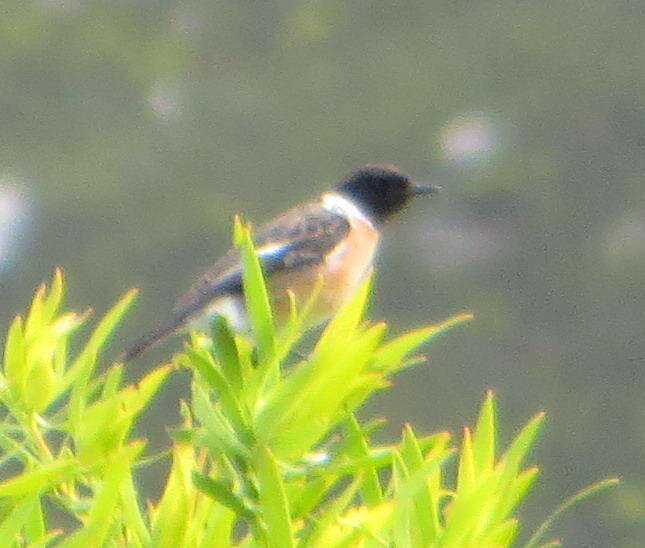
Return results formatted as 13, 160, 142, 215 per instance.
122, 319, 183, 362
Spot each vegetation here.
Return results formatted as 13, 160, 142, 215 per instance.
0, 219, 616, 546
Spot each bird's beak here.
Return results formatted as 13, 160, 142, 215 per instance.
410, 182, 442, 196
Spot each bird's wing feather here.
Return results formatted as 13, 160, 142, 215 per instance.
173, 201, 350, 322
124, 201, 349, 361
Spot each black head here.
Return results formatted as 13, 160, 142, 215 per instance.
334, 164, 439, 224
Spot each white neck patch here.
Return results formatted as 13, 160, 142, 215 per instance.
322, 192, 374, 227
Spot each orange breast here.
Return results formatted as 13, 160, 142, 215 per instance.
269, 216, 379, 327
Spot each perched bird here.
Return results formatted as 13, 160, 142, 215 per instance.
125, 164, 439, 361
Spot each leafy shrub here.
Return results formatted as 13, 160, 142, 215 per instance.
0, 219, 616, 546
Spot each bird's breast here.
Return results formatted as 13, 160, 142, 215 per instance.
191, 204, 379, 333
270, 214, 379, 327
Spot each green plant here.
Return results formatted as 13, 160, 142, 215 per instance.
0, 218, 617, 546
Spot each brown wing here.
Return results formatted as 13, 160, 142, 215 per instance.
123, 201, 349, 361
255, 200, 351, 259
175, 200, 349, 316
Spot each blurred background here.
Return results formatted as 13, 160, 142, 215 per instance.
1, 1, 644, 545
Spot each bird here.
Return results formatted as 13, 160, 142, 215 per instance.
124, 164, 440, 361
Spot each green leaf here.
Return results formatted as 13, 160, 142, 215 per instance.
456, 427, 476, 493
3, 316, 26, 405
392, 446, 454, 545
0, 430, 37, 466
197, 506, 236, 548
301, 476, 363, 546
369, 312, 473, 373
61, 442, 143, 548
23, 355, 57, 414
65, 289, 139, 430
259, 322, 386, 460
289, 477, 331, 521
394, 446, 455, 503
0, 459, 78, 498
192, 383, 249, 459
41, 268, 65, 324
22, 311, 86, 413
275, 276, 324, 364
101, 363, 123, 399
211, 315, 243, 393
345, 414, 382, 506
494, 466, 540, 523
119, 472, 151, 546
151, 441, 197, 547
498, 411, 546, 480
524, 478, 619, 548
234, 218, 276, 373
472, 390, 496, 475
424, 432, 451, 536
192, 471, 253, 518
24, 284, 47, 338
74, 365, 170, 463
183, 347, 252, 446
391, 450, 412, 547
484, 518, 518, 545
440, 470, 500, 545
0, 496, 40, 543
28, 530, 64, 547
250, 278, 380, 456
286, 433, 449, 481
23, 495, 45, 543
312, 274, 373, 365
400, 424, 436, 544
255, 445, 294, 548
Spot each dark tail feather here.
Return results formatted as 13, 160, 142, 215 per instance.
123, 320, 182, 362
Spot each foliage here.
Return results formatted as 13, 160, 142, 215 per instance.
2, 2, 643, 542
0, 220, 616, 546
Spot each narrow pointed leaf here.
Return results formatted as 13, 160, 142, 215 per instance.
524, 478, 619, 548
4, 316, 26, 400
120, 472, 151, 546
290, 476, 330, 520
42, 269, 65, 323
255, 445, 294, 548
0, 459, 78, 498
370, 312, 473, 372
0, 496, 40, 542
192, 384, 249, 459
495, 466, 540, 522
74, 365, 170, 462
485, 518, 519, 545
184, 348, 252, 445
66, 289, 139, 430
498, 411, 546, 479
151, 441, 196, 547
211, 315, 243, 393
472, 390, 496, 474
23, 495, 45, 542
457, 427, 476, 493
192, 471, 254, 518
61, 443, 143, 548
24, 284, 47, 338
301, 476, 363, 546
346, 414, 382, 505
400, 424, 436, 543
101, 363, 123, 399
234, 218, 276, 370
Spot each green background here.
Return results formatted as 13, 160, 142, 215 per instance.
1, 1, 644, 545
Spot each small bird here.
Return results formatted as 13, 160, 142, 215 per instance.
125, 164, 439, 361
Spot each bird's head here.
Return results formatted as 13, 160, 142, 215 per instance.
334, 164, 440, 224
